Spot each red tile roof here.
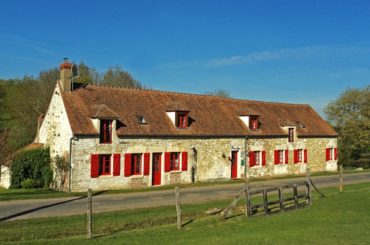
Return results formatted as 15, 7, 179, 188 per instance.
61, 84, 337, 137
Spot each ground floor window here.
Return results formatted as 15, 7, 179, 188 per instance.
131, 153, 142, 175
326, 147, 338, 161
91, 154, 112, 178
170, 152, 180, 171
274, 150, 288, 164
249, 150, 266, 167
294, 149, 307, 164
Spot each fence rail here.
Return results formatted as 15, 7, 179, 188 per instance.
247, 181, 311, 217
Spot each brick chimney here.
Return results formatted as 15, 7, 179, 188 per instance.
60, 58, 73, 92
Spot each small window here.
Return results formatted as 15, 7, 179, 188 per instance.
326, 147, 337, 161
170, 152, 180, 171
249, 150, 266, 167
297, 149, 303, 162
99, 154, 111, 175
288, 128, 294, 142
249, 116, 259, 130
100, 119, 112, 144
137, 115, 147, 125
177, 113, 188, 128
131, 153, 142, 175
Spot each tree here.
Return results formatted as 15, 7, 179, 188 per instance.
204, 89, 231, 98
324, 86, 370, 167
102, 66, 142, 88
75, 62, 101, 84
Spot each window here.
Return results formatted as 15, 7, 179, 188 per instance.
177, 113, 188, 128
249, 150, 266, 167
249, 116, 259, 130
170, 152, 180, 171
294, 149, 307, 164
326, 148, 338, 161
100, 119, 112, 143
274, 150, 287, 164
131, 153, 142, 175
288, 128, 294, 142
99, 154, 111, 175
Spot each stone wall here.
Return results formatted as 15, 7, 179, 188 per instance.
69, 135, 337, 192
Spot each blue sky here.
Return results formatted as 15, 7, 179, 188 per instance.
1, 0, 370, 116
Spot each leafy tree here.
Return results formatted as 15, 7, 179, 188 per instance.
205, 89, 231, 98
102, 66, 142, 88
75, 62, 101, 84
324, 85, 370, 167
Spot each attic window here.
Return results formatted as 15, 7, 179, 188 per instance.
249, 116, 259, 130
296, 121, 306, 128
177, 112, 188, 128
100, 119, 112, 144
288, 128, 294, 142
137, 115, 147, 125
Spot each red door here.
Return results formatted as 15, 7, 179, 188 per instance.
231, 151, 238, 179
152, 153, 162, 186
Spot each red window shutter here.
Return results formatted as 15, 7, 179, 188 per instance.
293, 150, 298, 164
143, 153, 150, 175
304, 149, 308, 163
285, 150, 289, 164
274, 150, 279, 165
124, 153, 132, 177
164, 152, 171, 172
334, 148, 338, 160
182, 152, 188, 171
249, 151, 256, 167
262, 151, 266, 166
91, 154, 99, 178
113, 154, 121, 176
326, 148, 330, 161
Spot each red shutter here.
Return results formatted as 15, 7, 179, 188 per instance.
285, 150, 289, 164
262, 151, 266, 166
113, 154, 120, 176
326, 148, 330, 161
124, 153, 132, 177
182, 152, 188, 171
143, 153, 150, 175
164, 152, 171, 172
293, 150, 298, 164
304, 149, 308, 163
334, 148, 338, 160
91, 154, 99, 178
249, 151, 256, 167
274, 150, 279, 165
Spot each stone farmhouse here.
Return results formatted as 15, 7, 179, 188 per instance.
0, 61, 338, 191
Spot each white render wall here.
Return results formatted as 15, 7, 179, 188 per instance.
0, 165, 11, 188
37, 83, 73, 158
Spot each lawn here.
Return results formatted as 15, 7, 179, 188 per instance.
1, 182, 369, 244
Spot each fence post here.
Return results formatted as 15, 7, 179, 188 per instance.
263, 190, 269, 215
339, 165, 343, 192
278, 187, 284, 212
244, 180, 249, 217
175, 187, 182, 230
87, 188, 92, 239
293, 184, 298, 209
306, 168, 312, 205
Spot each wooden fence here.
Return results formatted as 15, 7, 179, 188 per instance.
246, 181, 311, 217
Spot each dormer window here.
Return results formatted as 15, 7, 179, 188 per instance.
288, 128, 294, 142
249, 116, 259, 130
137, 115, 147, 125
177, 112, 188, 128
100, 119, 112, 144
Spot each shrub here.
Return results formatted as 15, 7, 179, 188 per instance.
10, 148, 52, 188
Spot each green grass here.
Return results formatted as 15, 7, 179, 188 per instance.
1, 169, 368, 201
1, 182, 369, 244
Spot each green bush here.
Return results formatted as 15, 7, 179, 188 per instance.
20, 178, 34, 189
10, 148, 52, 188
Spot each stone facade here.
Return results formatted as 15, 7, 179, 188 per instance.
68, 135, 337, 192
